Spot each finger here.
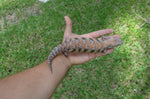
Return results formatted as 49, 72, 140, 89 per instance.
88, 49, 114, 60
82, 29, 114, 38
64, 16, 72, 39
69, 33, 80, 38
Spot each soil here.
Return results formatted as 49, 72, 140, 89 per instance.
0, 3, 43, 33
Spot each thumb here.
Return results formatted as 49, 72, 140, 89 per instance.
64, 16, 72, 39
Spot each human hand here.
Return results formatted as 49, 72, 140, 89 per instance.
63, 16, 121, 66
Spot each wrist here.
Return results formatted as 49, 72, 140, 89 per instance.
52, 54, 72, 71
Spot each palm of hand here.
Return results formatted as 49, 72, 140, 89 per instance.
63, 16, 121, 66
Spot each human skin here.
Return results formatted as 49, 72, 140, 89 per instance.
0, 16, 121, 99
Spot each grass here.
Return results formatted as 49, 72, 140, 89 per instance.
0, 0, 150, 98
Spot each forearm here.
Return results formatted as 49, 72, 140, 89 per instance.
0, 55, 71, 99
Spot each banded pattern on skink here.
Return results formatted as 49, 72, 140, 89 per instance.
48, 36, 123, 72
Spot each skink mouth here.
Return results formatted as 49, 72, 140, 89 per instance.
117, 38, 123, 45
112, 38, 123, 47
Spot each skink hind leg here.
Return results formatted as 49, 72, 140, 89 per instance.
64, 51, 68, 57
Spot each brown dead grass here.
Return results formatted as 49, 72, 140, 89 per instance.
0, 3, 42, 33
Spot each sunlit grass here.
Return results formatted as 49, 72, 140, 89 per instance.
0, 0, 150, 98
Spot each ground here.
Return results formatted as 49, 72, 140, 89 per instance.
0, 0, 150, 98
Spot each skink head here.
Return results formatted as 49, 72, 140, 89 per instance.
103, 37, 123, 49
